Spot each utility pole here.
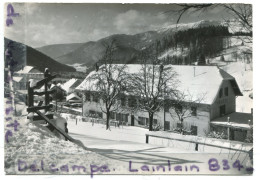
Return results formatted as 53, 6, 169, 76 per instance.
163, 84, 166, 131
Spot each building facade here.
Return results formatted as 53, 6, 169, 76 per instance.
76, 65, 248, 139
13, 66, 44, 90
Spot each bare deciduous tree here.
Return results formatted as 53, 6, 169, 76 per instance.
128, 43, 179, 131
87, 41, 128, 130
168, 90, 206, 134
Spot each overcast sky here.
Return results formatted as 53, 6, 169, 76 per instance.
4, 3, 232, 48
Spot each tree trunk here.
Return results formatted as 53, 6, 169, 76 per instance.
180, 118, 184, 135
149, 112, 153, 131
106, 110, 110, 130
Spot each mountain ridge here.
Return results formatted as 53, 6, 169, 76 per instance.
34, 20, 249, 69
4, 37, 76, 73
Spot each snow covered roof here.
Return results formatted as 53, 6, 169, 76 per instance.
76, 64, 242, 104
61, 78, 81, 93
66, 92, 81, 101
50, 84, 65, 91
211, 112, 253, 130
13, 76, 23, 82
16, 66, 41, 74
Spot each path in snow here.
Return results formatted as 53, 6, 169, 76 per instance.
67, 120, 252, 175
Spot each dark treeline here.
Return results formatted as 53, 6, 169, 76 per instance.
157, 25, 231, 65
86, 25, 241, 76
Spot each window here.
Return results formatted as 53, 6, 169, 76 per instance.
153, 119, 158, 124
128, 97, 136, 108
85, 92, 91, 101
89, 110, 103, 118
115, 113, 128, 123
220, 105, 226, 116
97, 112, 103, 118
164, 121, 170, 131
92, 94, 99, 103
89, 110, 96, 116
191, 125, 198, 135
116, 113, 121, 121
191, 106, 197, 116
110, 112, 115, 119
177, 123, 182, 129
225, 87, 228, 96
121, 114, 129, 123
219, 88, 223, 98
138, 117, 148, 125
121, 97, 126, 107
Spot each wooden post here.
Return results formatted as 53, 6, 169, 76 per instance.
146, 134, 149, 144
55, 88, 57, 112
82, 92, 84, 117
195, 143, 198, 151
44, 68, 50, 112
227, 117, 230, 140
27, 81, 34, 107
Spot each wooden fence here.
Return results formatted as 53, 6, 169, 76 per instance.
146, 134, 252, 153
27, 68, 75, 142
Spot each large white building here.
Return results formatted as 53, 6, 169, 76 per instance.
76, 64, 252, 141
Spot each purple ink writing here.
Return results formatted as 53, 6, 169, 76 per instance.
6, 120, 20, 131
5, 130, 13, 143
208, 159, 252, 172
128, 160, 199, 173
17, 159, 112, 177
6, 4, 19, 26
208, 158, 220, 171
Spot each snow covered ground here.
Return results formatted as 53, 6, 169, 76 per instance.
4, 99, 253, 176
4, 100, 122, 176
66, 117, 253, 175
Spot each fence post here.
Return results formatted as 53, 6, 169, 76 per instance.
44, 68, 50, 112
146, 134, 149, 144
27, 81, 34, 107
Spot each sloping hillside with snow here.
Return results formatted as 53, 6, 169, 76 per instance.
4, 103, 122, 175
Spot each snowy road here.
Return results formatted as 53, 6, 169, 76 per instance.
67, 120, 252, 175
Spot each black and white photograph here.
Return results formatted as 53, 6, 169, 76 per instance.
2, 1, 255, 177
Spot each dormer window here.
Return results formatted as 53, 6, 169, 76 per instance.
191, 106, 197, 116
219, 88, 223, 98
225, 87, 228, 96
93, 94, 99, 103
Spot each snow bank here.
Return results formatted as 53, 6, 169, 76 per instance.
4, 115, 123, 175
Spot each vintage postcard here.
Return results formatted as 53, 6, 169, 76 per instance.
3, 1, 253, 177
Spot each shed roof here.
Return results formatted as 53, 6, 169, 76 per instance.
61, 78, 81, 93
211, 112, 253, 130
16, 66, 41, 74
13, 76, 23, 82
66, 92, 81, 101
